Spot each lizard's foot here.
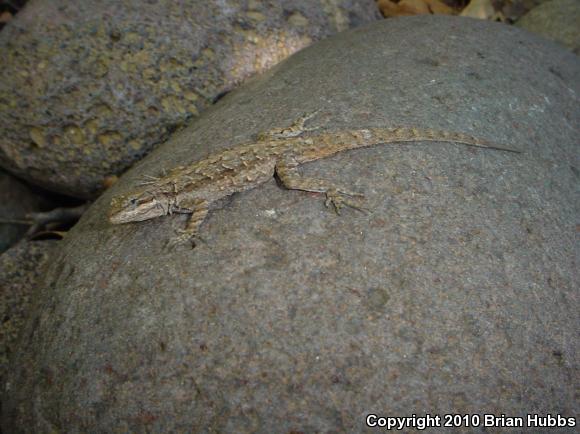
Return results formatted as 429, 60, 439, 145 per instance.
324, 188, 368, 215
138, 174, 162, 186
257, 110, 322, 140
289, 110, 321, 132
166, 229, 203, 250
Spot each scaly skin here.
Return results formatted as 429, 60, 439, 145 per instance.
109, 113, 520, 247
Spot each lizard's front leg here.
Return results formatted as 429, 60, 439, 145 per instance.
275, 156, 367, 214
257, 110, 321, 141
167, 199, 209, 248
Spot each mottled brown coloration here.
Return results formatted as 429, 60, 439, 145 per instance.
109, 114, 520, 246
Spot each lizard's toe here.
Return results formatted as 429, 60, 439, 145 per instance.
341, 189, 365, 198
167, 230, 196, 250
325, 189, 368, 215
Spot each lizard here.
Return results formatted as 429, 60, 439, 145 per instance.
109, 112, 521, 247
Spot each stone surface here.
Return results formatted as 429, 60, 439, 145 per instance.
516, 0, 580, 54
503, 0, 550, 22
2, 17, 578, 432
0, 169, 53, 252
0, 240, 56, 382
0, 0, 380, 198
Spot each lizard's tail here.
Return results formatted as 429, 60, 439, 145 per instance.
371, 127, 522, 153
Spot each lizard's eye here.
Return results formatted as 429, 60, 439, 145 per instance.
129, 198, 137, 205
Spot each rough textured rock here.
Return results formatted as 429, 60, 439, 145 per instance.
0, 0, 380, 198
3, 17, 578, 432
503, 0, 551, 22
516, 0, 580, 54
0, 240, 56, 381
0, 169, 53, 252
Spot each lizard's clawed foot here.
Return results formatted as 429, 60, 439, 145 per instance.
324, 188, 368, 215
167, 229, 203, 250
257, 110, 322, 140
291, 109, 321, 132
138, 174, 162, 186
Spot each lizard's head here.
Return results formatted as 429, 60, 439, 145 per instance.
109, 188, 168, 224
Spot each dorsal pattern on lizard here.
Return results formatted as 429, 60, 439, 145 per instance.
109, 113, 520, 247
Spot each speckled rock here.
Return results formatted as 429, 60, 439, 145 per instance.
0, 169, 54, 252
516, 0, 580, 54
0, 0, 380, 198
0, 240, 56, 382
3, 17, 578, 433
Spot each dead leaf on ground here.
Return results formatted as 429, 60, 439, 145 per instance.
102, 175, 119, 189
378, 0, 457, 17
460, 0, 506, 21
0, 10, 12, 24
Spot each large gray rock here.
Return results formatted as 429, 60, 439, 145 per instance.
516, 0, 580, 54
3, 17, 578, 432
0, 240, 56, 382
0, 0, 380, 198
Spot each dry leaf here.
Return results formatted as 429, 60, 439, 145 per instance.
0, 11, 13, 24
424, 0, 456, 14
103, 175, 119, 189
460, 0, 506, 21
378, 0, 456, 18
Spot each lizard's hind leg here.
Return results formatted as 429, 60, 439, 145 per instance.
167, 199, 209, 248
276, 157, 367, 215
257, 110, 322, 141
